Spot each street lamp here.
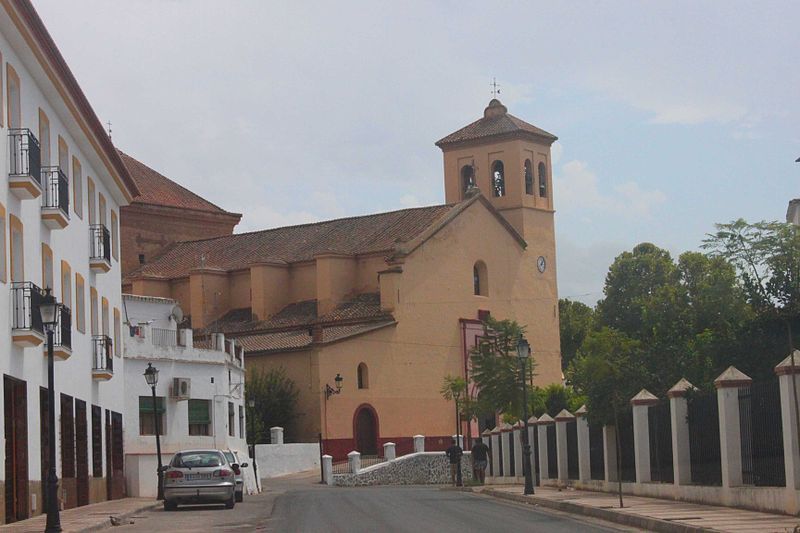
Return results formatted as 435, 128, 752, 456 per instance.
40, 288, 62, 532
325, 373, 343, 399
453, 388, 464, 487
517, 336, 535, 495
143, 363, 164, 500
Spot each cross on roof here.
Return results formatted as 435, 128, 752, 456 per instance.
106, 120, 112, 139
490, 78, 501, 98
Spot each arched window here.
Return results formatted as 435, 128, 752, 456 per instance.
524, 159, 534, 195
491, 160, 505, 197
460, 165, 475, 196
538, 162, 547, 197
357, 363, 369, 389
473, 260, 488, 296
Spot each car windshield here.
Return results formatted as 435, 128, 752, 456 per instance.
223, 451, 235, 464
171, 451, 223, 468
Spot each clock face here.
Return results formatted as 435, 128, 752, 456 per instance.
537, 256, 546, 273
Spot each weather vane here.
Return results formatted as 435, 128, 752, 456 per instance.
490, 77, 501, 98
106, 120, 112, 139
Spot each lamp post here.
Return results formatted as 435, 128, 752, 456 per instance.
453, 388, 463, 487
517, 336, 535, 495
40, 288, 62, 532
143, 363, 164, 500
324, 373, 343, 400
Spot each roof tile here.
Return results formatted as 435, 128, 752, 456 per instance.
436, 99, 557, 146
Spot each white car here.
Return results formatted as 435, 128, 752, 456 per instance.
162, 449, 238, 510
222, 449, 248, 502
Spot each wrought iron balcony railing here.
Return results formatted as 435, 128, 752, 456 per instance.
8, 128, 41, 184
54, 305, 72, 350
41, 166, 70, 219
11, 281, 44, 335
89, 224, 111, 262
92, 335, 113, 374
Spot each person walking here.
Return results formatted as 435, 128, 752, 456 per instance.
471, 437, 490, 485
445, 439, 463, 486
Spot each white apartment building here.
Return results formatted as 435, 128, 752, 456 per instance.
122, 294, 249, 498
0, 0, 139, 524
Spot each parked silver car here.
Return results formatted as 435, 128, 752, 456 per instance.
162, 449, 237, 510
222, 450, 248, 502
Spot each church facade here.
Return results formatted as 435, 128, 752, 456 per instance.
125, 99, 561, 458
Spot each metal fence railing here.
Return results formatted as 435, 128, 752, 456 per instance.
8, 128, 41, 183
11, 281, 44, 334
89, 224, 110, 263
331, 455, 387, 475
497, 433, 504, 477
617, 410, 636, 482
649, 401, 674, 483
508, 432, 516, 477
546, 425, 557, 478
588, 424, 605, 480
152, 328, 178, 347
566, 420, 579, 480
41, 166, 69, 217
688, 389, 722, 486
739, 380, 785, 487
331, 460, 351, 475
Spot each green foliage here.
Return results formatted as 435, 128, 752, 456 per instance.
530, 383, 586, 417
559, 299, 594, 370
245, 367, 299, 444
469, 317, 533, 421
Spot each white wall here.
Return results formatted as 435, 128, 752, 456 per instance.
255, 443, 320, 479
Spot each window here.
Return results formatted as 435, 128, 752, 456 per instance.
101, 296, 109, 336
6, 64, 20, 129
60, 260, 71, 310
91, 405, 102, 477
0, 202, 6, 283
9, 215, 23, 282
228, 402, 235, 437
139, 396, 166, 435
72, 157, 83, 219
357, 363, 369, 389
188, 399, 212, 436
491, 160, 505, 197
473, 260, 488, 296
238, 405, 244, 440
111, 210, 118, 260
90, 286, 98, 335
75, 274, 85, 333
41, 243, 53, 290
39, 109, 50, 167
138, 254, 145, 265
113, 308, 121, 356
460, 165, 475, 196
87, 177, 96, 225
538, 162, 547, 198
98, 193, 107, 227
58, 136, 69, 176
524, 159, 534, 195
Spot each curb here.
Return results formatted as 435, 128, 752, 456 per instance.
81, 501, 161, 532
482, 488, 715, 533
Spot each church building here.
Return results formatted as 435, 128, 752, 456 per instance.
124, 99, 561, 458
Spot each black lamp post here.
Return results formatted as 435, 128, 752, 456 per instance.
143, 363, 164, 500
40, 288, 62, 532
517, 336, 535, 495
325, 373, 343, 400
453, 388, 463, 487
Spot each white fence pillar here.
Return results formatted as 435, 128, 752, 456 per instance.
513, 423, 523, 480
715, 366, 752, 489
668, 378, 694, 486
347, 450, 361, 474
555, 410, 574, 482
500, 423, 513, 479
776, 353, 800, 492
322, 454, 333, 485
538, 414, 554, 480
490, 428, 501, 478
603, 425, 618, 483
413, 435, 425, 453
383, 442, 396, 461
631, 389, 658, 484
575, 405, 590, 482
270, 426, 284, 445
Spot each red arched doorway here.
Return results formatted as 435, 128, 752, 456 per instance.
353, 404, 379, 455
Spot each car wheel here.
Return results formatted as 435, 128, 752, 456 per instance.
225, 494, 235, 509
164, 500, 177, 511
235, 490, 243, 503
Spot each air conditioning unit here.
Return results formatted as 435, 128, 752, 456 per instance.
171, 377, 191, 400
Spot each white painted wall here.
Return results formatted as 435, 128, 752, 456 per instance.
255, 443, 320, 479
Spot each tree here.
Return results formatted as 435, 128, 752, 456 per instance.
245, 367, 299, 444
530, 383, 586, 417
469, 317, 532, 421
559, 299, 594, 371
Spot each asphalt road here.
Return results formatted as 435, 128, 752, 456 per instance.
113, 476, 629, 532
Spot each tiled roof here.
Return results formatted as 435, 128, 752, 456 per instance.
127, 204, 455, 279
234, 321, 396, 354
118, 150, 240, 217
436, 99, 557, 147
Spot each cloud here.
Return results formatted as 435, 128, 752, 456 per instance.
557, 160, 666, 217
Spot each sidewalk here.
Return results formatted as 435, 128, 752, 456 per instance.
480, 485, 800, 533
0, 498, 159, 532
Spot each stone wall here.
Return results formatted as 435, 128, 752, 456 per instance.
333, 452, 474, 487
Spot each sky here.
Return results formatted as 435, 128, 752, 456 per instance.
33, 0, 800, 306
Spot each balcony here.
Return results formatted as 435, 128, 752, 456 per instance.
92, 335, 113, 380
8, 129, 42, 200
45, 306, 72, 361
41, 166, 70, 229
11, 281, 45, 347
89, 224, 111, 273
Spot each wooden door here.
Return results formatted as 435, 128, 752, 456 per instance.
75, 400, 89, 506
355, 406, 378, 456
111, 412, 124, 499
39, 388, 49, 511
59, 394, 75, 509
104, 410, 111, 500
4, 376, 28, 523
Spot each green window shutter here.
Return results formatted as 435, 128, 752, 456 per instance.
188, 399, 210, 425
139, 396, 165, 414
